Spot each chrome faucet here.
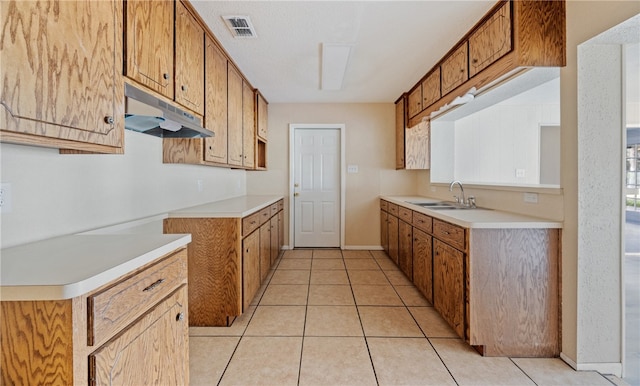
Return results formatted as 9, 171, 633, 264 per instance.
449, 180, 465, 205
448, 180, 476, 208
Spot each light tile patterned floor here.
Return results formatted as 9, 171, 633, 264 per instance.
189, 249, 623, 386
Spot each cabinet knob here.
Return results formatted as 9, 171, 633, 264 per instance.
104, 116, 114, 125
472, 58, 478, 64
176, 312, 185, 322
163, 73, 170, 80
181, 85, 187, 92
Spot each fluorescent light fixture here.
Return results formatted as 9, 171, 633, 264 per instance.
321, 43, 352, 90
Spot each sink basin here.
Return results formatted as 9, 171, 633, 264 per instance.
408, 201, 480, 210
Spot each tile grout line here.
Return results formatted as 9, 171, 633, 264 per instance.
345, 250, 381, 386
296, 249, 314, 386
509, 357, 540, 386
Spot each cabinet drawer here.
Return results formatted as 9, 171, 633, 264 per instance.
277, 199, 284, 212
243, 212, 261, 236
433, 219, 466, 251
259, 208, 271, 225
388, 203, 399, 216
398, 206, 412, 223
270, 203, 279, 217
88, 249, 187, 346
412, 211, 433, 233
380, 200, 389, 212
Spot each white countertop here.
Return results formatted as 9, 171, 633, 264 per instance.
0, 233, 191, 301
382, 195, 562, 229
167, 195, 283, 218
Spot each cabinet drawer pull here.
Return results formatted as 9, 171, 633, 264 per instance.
104, 116, 114, 125
143, 278, 165, 292
176, 312, 185, 322
163, 73, 170, 80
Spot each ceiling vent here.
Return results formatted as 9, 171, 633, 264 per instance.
222, 16, 257, 38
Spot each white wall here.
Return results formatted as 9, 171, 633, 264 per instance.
0, 130, 246, 247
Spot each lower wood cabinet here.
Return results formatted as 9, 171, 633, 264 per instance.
412, 228, 433, 304
1, 248, 189, 385
433, 238, 465, 339
164, 199, 284, 326
398, 220, 413, 280
380, 198, 559, 357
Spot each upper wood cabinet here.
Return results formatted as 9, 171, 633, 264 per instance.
403, 0, 565, 127
0, 0, 124, 153
407, 87, 422, 119
395, 96, 406, 169
228, 66, 244, 167
404, 120, 430, 170
242, 81, 256, 169
257, 93, 268, 140
125, 0, 174, 100
175, 1, 204, 115
421, 68, 441, 110
441, 43, 469, 96
204, 38, 228, 164
468, 1, 511, 77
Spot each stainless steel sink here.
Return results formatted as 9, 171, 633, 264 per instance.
408, 201, 480, 210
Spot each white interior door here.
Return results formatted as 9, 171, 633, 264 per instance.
293, 129, 340, 247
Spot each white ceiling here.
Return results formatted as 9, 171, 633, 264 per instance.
191, 1, 496, 103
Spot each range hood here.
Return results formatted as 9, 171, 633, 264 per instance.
124, 83, 214, 138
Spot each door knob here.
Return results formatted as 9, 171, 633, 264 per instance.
294, 193, 299, 197
294, 183, 299, 187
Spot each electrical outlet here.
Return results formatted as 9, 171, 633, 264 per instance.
347, 165, 358, 173
523, 192, 538, 204
515, 169, 526, 178
1, 183, 12, 213
197, 179, 203, 192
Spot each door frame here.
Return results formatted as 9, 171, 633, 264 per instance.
288, 123, 346, 249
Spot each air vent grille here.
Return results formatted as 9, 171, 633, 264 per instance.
222, 16, 257, 38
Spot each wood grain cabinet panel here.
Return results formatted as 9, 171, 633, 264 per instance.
469, 1, 512, 77
398, 220, 413, 280
387, 215, 399, 265
380, 211, 389, 254
175, 1, 204, 114
259, 222, 271, 283
278, 210, 285, 255
242, 81, 256, 169
1, 0, 124, 152
243, 230, 260, 311
433, 239, 465, 339
395, 96, 406, 169
412, 228, 433, 304
405, 120, 430, 170
407, 87, 422, 118
433, 219, 466, 251
441, 43, 469, 96
270, 217, 279, 265
125, 0, 174, 100
90, 286, 188, 386
421, 68, 441, 109
227, 66, 244, 167
204, 38, 229, 164
257, 93, 268, 141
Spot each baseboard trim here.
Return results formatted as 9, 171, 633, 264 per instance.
560, 353, 622, 377
343, 245, 384, 250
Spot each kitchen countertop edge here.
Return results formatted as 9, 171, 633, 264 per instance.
381, 195, 562, 229
167, 195, 284, 218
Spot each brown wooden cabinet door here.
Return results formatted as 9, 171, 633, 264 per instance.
413, 229, 433, 304
398, 220, 413, 280
125, 0, 173, 99
387, 215, 399, 264
175, 1, 204, 114
242, 82, 256, 168
441, 43, 469, 96
278, 211, 285, 253
227, 66, 244, 166
259, 223, 271, 282
270, 217, 279, 265
204, 38, 228, 164
395, 98, 406, 169
421, 68, 441, 109
257, 93, 268, 140
380, 211, 389, 253
1, 0, 123, 151
242, 231, 260, 311
433, 239, 465, 339
407, 87, 422, 118
90, 286, 189, 385
469, 1, 511, 77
